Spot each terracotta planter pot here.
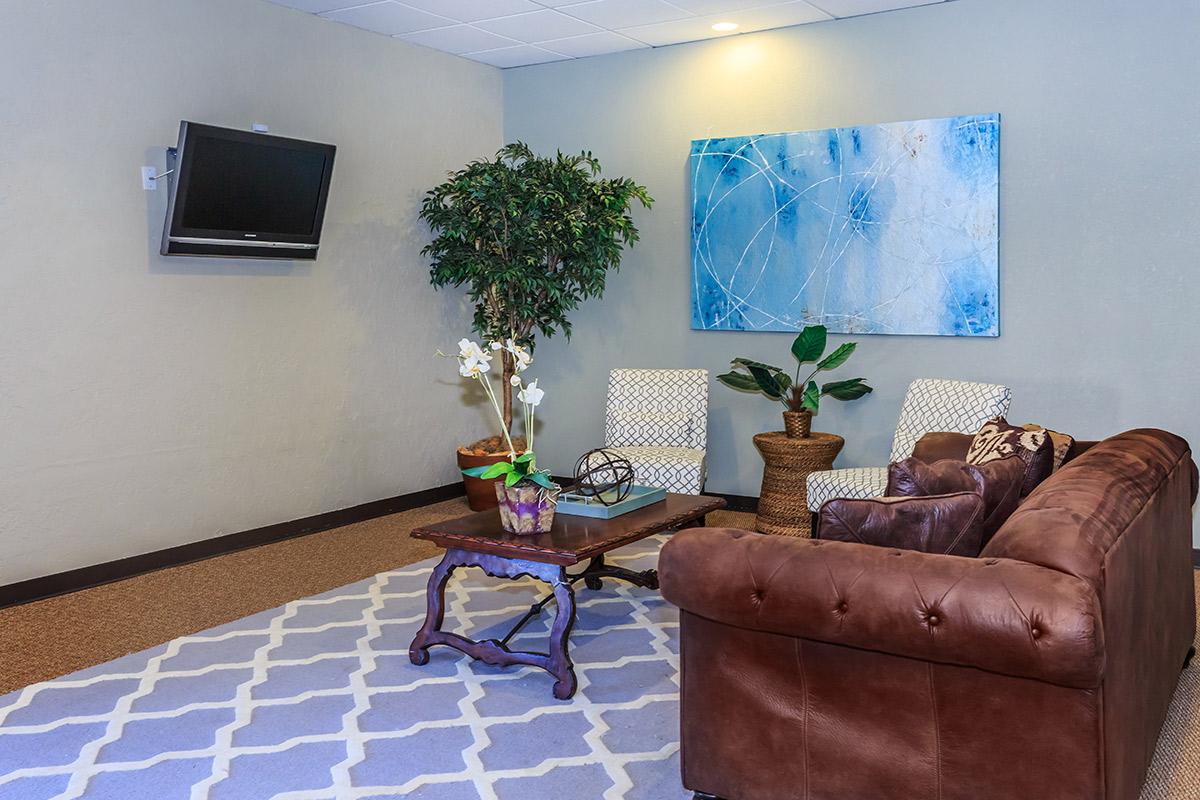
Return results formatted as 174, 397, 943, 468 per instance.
457, 450, 509, 511
783, 410, 812, 439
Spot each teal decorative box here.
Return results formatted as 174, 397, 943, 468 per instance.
556, 485, 667, 519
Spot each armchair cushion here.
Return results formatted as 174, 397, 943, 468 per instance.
660, 528, 1105, 689
805, 466, 888, 512
607, 409, 693, 448
819, 492, 987, 556
604, 445, 706, 495
887, 455, 1025, 542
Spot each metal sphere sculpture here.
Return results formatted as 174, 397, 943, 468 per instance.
571, 448, 635, 506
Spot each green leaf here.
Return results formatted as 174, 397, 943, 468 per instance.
801, 380, 821, 412
774, 371, 793, 393
816, 342, 856, 371
747, 365, 785, 400
790, 325, 828, 365
716, 371, 760, 392
822, 378, 873, 401
528, 471, 557, 490
463, 461, 514, 479
504, 470, 522, 487
731, 357, 784, 373
514, 451, 536, 464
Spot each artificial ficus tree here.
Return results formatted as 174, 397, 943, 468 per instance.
421, 142, 652, 432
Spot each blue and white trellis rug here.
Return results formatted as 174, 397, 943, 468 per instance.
0, 535, 691, 799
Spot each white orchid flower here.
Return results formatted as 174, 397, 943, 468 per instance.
518, 379, 544, 407
461, 353, 491, 377
499, 338, 533, 373
489, 341, 504, 351
510, 375, 522, 387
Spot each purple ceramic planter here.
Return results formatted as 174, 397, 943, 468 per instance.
495, 482, 560, 534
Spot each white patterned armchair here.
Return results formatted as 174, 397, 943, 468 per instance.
604, 369, 709, 494
805, 378, 1012, 512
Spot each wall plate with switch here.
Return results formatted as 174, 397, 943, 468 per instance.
142, 166, 160, 191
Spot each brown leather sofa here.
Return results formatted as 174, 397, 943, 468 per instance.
661, 429, 1197, 800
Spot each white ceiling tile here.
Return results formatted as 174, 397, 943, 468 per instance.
664, 0, 796, 13
807, 0, 943, 17
474, 9, 601, 42
464, 44, 571, 67
265, 0, 354, 13
265, 0, 955, 67
397, 0, 544, 22
621, 1, 830, 46
535, 30, 648, 57
618, 17, 732, 46
738, 1, 835, 27
556, 0, 691, 29
321, 1, 452, 35
398, 24, 521, 53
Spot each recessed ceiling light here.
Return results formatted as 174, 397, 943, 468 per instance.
711, 22, 739, 32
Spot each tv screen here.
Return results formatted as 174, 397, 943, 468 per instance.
161, 122, 336, 259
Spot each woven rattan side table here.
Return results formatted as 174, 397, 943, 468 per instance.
753, 431, 844, 537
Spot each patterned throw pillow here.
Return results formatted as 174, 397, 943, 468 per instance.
887, 455, 1024, 544
1021, 423, 1076, 470
608, 410, 694, 448
819, 493, 987, 557
966, 417, 1055, 497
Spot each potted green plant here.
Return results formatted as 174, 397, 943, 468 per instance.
421, 142, 651, 509
443, 338, 558, 534
716, 325, 872, 438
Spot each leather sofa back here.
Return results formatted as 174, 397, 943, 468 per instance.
981, 429, 1198, 587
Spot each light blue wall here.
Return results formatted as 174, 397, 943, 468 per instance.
502, 0, 1200, 544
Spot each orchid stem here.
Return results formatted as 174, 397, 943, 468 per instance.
478, 372, 516, 457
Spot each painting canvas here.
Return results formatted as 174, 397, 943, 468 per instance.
690, 114, 999, 336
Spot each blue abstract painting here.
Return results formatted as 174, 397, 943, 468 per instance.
691, 114, 1000, 336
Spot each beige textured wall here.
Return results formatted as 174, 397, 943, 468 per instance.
503, 0, 1200, 545
0, 0, 502, 583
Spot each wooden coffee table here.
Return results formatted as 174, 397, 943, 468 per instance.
408, 492, 725, 699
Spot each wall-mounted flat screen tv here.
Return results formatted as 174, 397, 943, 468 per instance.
160, 121, 336, 260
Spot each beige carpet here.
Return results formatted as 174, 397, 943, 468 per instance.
0, 503, 1195, 798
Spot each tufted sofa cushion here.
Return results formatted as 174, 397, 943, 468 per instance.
660, 527, 1105, 689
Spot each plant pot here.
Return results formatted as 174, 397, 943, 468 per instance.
457, 450, 510, 511
783, 410, 812, 439
495, 481, 561, 535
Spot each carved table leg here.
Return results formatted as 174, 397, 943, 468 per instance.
408, 548, 581, 699
548, 577, 577, 700
584, 554, 605, 591
574, 553, 659, 591
408, 552, 457, 666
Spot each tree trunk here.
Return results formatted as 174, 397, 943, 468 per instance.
501, 348, 514, 437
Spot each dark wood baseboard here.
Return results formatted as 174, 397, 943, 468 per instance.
0, 482, 464, 610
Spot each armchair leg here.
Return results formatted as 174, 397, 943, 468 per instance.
1185, 646, 1196, 671
810, 512, 820, 539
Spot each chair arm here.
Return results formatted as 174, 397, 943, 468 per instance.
659, 528, 1105, 688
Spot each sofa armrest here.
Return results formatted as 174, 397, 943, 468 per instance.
660, 528, 1105, 688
